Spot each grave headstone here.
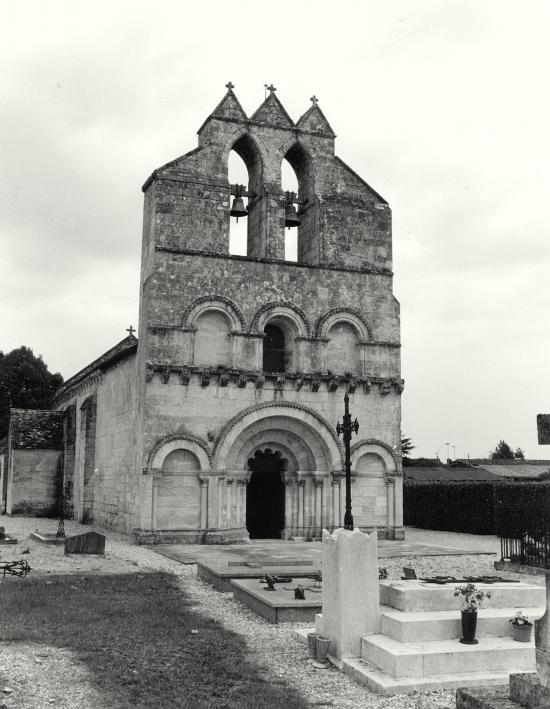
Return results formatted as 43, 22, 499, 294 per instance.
64, 532, 105, 556
319, 527, 380, 659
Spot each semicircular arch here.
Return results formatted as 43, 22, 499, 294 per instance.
250, 301, 311, 337
214, 402, 343, 471
147, 433, 212, 471
350, 438, 398, 475
316, 308, 372, 341
182, 295, 245, 332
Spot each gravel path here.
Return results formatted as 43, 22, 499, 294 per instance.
0, 518, 539, 709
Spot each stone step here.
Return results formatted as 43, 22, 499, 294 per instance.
342, 659, 513, 696
380, 605, 544, 642
361, 634, 535, 678
380, 580, 545, 612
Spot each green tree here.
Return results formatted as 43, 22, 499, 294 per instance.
491, 440, 515, 460
0, 347, 63, 439
401, 435, 415, 458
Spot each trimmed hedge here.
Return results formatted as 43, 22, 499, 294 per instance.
404, 480, 550, 535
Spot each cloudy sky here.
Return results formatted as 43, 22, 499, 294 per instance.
2, 1, 549, 458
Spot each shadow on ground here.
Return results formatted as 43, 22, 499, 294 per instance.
0, 571, 309, 709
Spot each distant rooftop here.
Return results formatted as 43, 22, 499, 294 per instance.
404, 457, 550, 482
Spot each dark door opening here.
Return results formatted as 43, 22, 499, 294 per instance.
246, 449, 286, 539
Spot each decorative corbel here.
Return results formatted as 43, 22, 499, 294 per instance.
275, 374, 285, 390
328, 376, 339, 392
219, 372, 230, 387
347, 376, 357, 394
145, 362, 154, 383
363, 378, 372, 394
380, 381, 391, 395
255, 374, 265, 389
237, 372, 247, 388
161, 367, 171, 384
395, 379, 405, 394
311, 376, 321, 392
295, 376, 304, 391
178, 367, 191, 385
200, 370, 210, 387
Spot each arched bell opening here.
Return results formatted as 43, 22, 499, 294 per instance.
283, 143, 315, 264
281, 158, 299, 262
246, 448, 287, 539
228, 133, 263, 258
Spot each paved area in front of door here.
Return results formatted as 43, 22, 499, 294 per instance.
145, 533, 495, 566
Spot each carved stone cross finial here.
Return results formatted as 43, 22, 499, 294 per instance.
126, 325, 136, 337
225, 81, 234, 91
310, 95, 319, 106
266, 83, 277, 94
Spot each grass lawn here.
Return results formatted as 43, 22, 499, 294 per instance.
1, 571, 310, 709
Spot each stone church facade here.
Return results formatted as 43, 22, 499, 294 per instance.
3, 86, 404, 542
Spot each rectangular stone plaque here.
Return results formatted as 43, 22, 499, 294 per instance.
538, 414, 550, 445
64, 531, 105, 556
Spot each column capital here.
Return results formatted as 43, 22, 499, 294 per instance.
312, 474, 324, 487
198, 475, 209, 486
226, 477, 235, 485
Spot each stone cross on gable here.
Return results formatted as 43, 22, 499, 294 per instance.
266, 83, 277, 94
225, 81, 234, 91
126, 325, 136, 336
310, 95, 319, 106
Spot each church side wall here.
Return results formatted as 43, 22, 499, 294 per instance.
93, 356, 140, 533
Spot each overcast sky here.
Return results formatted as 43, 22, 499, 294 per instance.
2, 1, 549, 459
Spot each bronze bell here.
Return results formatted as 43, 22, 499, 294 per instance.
230, 195, 248, 221
284, 192, 301, 229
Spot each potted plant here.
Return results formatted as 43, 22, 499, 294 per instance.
509, 610, 533, 642
454, 583, 491, 645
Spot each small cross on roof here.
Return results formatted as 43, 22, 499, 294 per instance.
310, 95, 319, 106
266, 83, 277, 93
126, 325, 136, 337
225, 81, 234, 91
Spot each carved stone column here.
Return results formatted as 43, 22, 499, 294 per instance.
236, 479, 247, 528
226, 477, 235, 528
216, 476, 226, 528
297, 479, 305, 536
385, 477, 395, 532
151, 476, 159, 530
313, 474, 323, 538
332, 476, 341, 530
283, 478, 296, 539
199, 475, 209, 530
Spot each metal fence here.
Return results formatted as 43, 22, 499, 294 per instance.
497, 507, 550, 569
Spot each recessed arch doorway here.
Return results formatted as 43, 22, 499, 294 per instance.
246, 448, 286, 539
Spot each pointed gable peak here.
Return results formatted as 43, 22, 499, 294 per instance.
296, 98, 336, 137
251, 91, 295, 130
209, 84, 248, 123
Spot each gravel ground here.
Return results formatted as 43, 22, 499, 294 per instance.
0, 518, 541, 709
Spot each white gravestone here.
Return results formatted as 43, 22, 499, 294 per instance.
319, 527, 380, 660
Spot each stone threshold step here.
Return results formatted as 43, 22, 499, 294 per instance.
361, 634, 535, 678
380, 580, 545, 612
380, 605, 544, 642
342, 659, 512, 696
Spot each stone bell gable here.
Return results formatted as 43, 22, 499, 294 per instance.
141, 85, 391, 270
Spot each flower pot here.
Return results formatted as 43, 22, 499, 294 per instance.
315, 636, 331, 663
511, 622, 533, 643
307, 632, 320, 657
460, 610, 478, 645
